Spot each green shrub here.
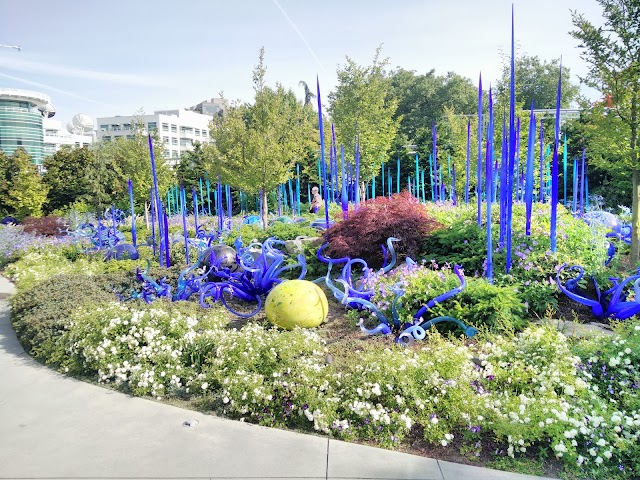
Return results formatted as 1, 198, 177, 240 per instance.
431, 277, 527, 332
362, 263, 527, 333
11, 274, 121, 362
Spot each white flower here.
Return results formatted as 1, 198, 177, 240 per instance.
441, 440, 448, 447
223, 396, 229, 404
553, 442, 568, 453
595, 456, 603, 465
201, 382, 209, 390
603, 450, 612, 459
563, 385, 575, 396
596, 438, 606, 447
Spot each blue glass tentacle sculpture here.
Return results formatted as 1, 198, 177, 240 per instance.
319, 238, 399, 308
556, 263, 640, 320
103, 208, 126, 226
583, 211, 631, 265
198, 236, 307, 318
356, 264, 478, 341
172, 256, 211, 301
412, 265, 468, 321
70, 221, 125, 251
133, 261, 172, 303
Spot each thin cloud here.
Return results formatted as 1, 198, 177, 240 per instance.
271, 0, 327, 76
0, 72, 108, 105
0, 56, 169, 87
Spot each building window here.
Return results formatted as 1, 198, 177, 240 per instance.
171, 137, 178, 145
148, 121, 157, 131
162, 123, 169, 131
163, 136, 169, 144
103, 136, 111, 141
202, 129, 208, 137
170, 124, 177, 133
195, 129, 200, 136
163, 151, 170, 158
100, 124, 109, 131
172, 150, 179, 158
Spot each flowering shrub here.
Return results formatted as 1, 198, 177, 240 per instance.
0, 225, 38, 266
569, 322, 640, 478
4, 246, 104, 291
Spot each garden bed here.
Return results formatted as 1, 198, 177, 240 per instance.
2, 203, 639, 480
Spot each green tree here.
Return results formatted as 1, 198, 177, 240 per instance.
571, 0, 640, 261
388, 68, 478, 175
0, 148, 48, 218
91, 122, 172, 211
564, 101, 632, 209
174, 142, 212, 189
496, 54, 580, 109
329, 46, 400, 185
42, 146, 95, 213
210, 48, 317, 227
0, 150, 12, 216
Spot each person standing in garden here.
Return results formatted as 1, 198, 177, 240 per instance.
309, 186, 322, 214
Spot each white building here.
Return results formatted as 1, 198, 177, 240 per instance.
96, 109, 212, 165
189, 97, 227, 117
42, 117, 95, 157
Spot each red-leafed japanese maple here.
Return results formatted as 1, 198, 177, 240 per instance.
21, 215, 68, 237
324, 191, 442, 268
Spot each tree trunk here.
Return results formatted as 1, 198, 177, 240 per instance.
261, 189, 269, 229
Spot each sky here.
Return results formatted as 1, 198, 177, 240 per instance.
0, 0, 604, 127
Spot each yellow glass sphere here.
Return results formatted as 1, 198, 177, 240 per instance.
265, 280, 328, 330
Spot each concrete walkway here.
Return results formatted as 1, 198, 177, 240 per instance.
0, 275, 555, 480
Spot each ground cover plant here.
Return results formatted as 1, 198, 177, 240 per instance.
3, 199, 640, 479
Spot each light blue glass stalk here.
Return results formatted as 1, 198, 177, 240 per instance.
486, 87, 494, 284
465, 119, 471, 205
525, 103, 536, 236
340, 145, 348, 219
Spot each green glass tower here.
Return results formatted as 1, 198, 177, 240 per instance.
0, 89, 54, 167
